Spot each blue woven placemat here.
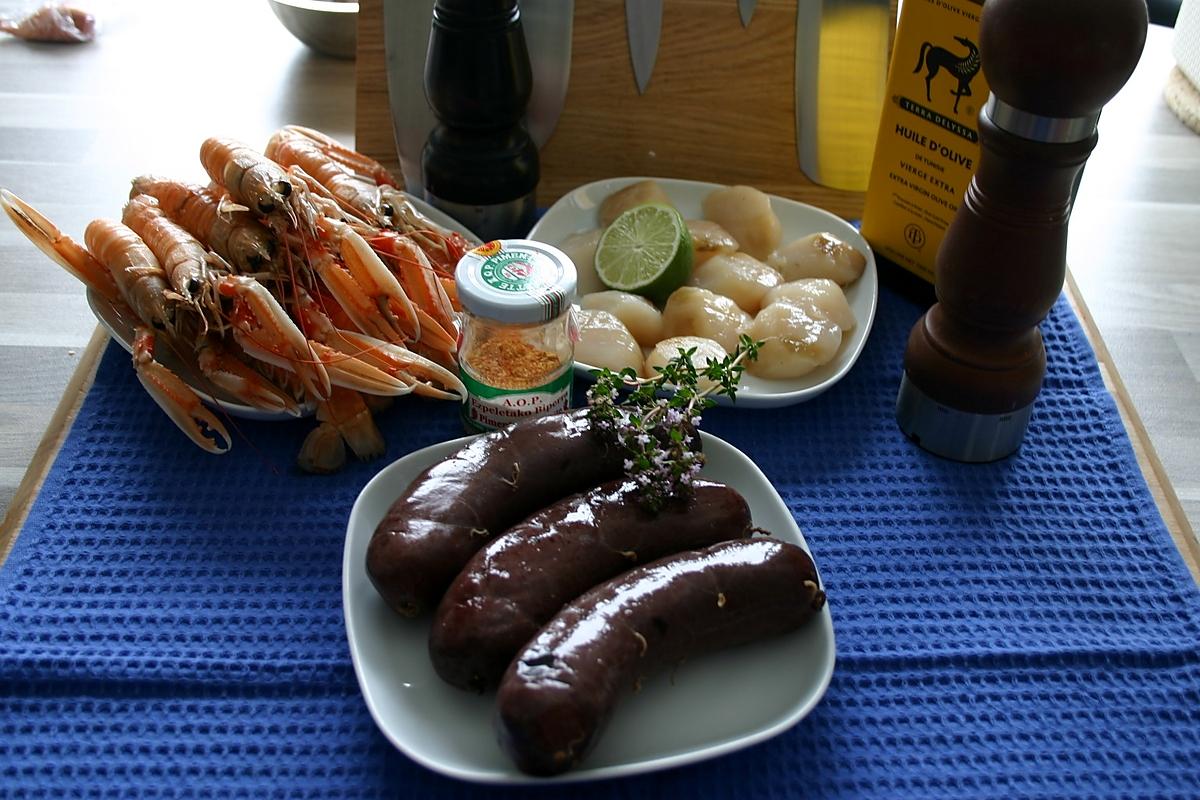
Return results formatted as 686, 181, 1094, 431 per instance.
3, 283, 1199, 798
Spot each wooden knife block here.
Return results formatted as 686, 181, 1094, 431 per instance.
355, 0, 895, 220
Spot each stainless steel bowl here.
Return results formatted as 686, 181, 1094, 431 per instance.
268, 0, 358, 60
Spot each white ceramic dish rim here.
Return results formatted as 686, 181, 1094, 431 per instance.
342, 430, 837, 785
527, 176, 879, 409
87, 192, 477, 421
85, 288, 317, 422
270, 0, 359, 14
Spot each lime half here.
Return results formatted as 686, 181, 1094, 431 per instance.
594, 203, 693, 305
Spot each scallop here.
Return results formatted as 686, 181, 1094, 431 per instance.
580, 291, 664, 348
599, 180, 674, 228
763, 278, 856, 331
574, 308, 644, 376
645, 336, 728, 390
660, 286, 752, 353
557, 229, 606, 296
687, 219, 739, 266
767, 232, 866, 285
701, 185, 782, 261
744, 302, 842, 380
690, 252, 783, 315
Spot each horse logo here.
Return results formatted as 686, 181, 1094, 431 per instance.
913, 36, 981, 114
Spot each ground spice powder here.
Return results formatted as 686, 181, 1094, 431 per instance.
466, 334, 565, 390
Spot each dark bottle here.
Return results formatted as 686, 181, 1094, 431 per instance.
421, 0, 539, 242
896, 0, 1147, 462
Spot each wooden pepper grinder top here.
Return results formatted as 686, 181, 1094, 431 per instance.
896, 0, 1147, 462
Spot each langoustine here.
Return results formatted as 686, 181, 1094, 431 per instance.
1, 127, 476, 472
0, 5, 95, 43
130, 176, 276, 275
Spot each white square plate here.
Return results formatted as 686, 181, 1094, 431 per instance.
343, 430, 837, 785
527, 177, 878, 409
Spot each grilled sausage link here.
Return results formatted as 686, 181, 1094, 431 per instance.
430, 479, 753, 692
366, 409, 631, 617
494, 539, 826, 776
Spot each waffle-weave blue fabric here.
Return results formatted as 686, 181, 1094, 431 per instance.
2, 284, 1199, 799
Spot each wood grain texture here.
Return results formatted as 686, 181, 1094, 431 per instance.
354, 0, 896, 217
0, 328, 106, 566
1067, 273, 1199, 584
1068, 23, 1200, 565
355, 0, 401, 179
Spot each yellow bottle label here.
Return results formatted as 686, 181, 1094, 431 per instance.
861, 0, 988, 284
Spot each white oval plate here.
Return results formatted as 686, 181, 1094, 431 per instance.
528, 177, 878, 409
87, 193, 478, 421
343, 430, 836, 785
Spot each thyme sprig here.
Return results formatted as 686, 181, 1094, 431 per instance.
587, 334, 762, 511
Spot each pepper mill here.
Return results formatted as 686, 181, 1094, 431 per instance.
421, 0, 539, 241
896, 0, 1147, 462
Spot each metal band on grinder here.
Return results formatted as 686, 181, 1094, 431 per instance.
985, 95, 1099, 143
896, 373, 1035, 463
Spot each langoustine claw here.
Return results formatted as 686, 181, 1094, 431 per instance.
311, 215, 420, 345
367, 232, 458, 353
289, 287, 419, 397
327, 329, 466, 401
0, 188, 120, 304
195, 336, 303, 418
217, 274, 332, 401
134, 327, 231, 454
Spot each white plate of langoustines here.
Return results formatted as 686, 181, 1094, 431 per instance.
86, 192, 478, 421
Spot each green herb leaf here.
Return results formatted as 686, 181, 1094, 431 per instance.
585, 337, 763, 511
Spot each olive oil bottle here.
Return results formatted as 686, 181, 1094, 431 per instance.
861, 0, 988, 284
797, 0, 892, 192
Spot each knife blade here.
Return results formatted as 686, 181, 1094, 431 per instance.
383, 0, 437, 193
523, 1, 575, 150
739, 0, 756, 27
626, 0, 662, 94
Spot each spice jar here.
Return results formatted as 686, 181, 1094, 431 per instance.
455, 239, 577, 432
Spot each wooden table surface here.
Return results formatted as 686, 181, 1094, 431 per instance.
0, 3, 1197, 572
